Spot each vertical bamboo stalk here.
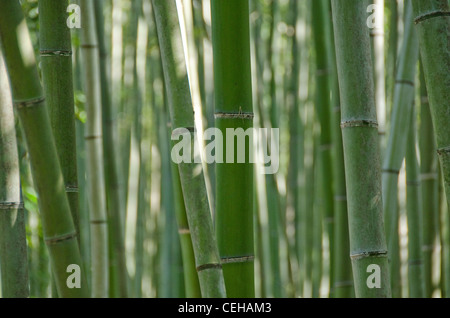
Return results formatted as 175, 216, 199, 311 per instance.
311, 0, 335, 295
211, 0, 255, 298
411, 0, 450, 251
331, 0, 391, 298
329, 1, 353, 298
419, 61, 439, 298
0, 51, 29, 298
80, 0, 109, 298
405, 102, 425, 298
93, 0, 129, 298
152, 0, 226, 298
39, 0, 80, 238
381, 0, 419, 297
0, 0, 88, 298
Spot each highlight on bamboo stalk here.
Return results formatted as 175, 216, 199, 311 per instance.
0, 0, 448, 300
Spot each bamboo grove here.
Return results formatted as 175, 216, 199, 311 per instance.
0, 0, 448, 299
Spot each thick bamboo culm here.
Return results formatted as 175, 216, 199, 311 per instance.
79, 0, 109, 298
211, 0, 255, 298
152, 0, 226, 298
412, 0, 450, 241
331, 0, 391, 298
0, 0, 88, 298
0, 51, 29, 298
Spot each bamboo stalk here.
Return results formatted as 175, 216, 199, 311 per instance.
211, 0, 255, 298
328, 2, 353, 298
0, 0, 88, 298
311, 0, 335, 296
79, 0, 109, 298
405, 102, 425, 298
39, 0, 80, 239
411, 0, 450, 250
93, 0, 129, 298
0, 51, 29, 298
146, 23, 201, 296
152, 0, 226, 298
418, 61, 439, 298
331, 0, 391, 297
381, 0, 419, 297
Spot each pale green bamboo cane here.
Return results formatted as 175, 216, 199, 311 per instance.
93, 0, 129, 298
147, 28, 201, 297
312, 0, 335, 296
329, 2, 353, 298
0, 51, 29, 298
381, 0, 419, 297
152, 0, 226, 298
418, 61, 439, 298
331, 0, 391, 297
0, 0, 88, 298
79, 0, 109, 298
405, 102, 425, 298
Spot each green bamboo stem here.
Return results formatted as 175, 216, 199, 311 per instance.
329, 3, 353, 298
75, 118, 92, 295
418, 61, 439, 298
93, 0, 129, 298
381, 0, 419, 297
285, 0, 306, 297
0, 51, 29, 298
312, 0, 336, 296
39, 0, 79, 240
412, 0, 450, 250
250, 0, 279, 298
170, 157, 202, 298
267, 0, 278, 128
147, 26, 201, 297
0, 0, 88, 298
211, 0, 255, 298
386, 0, 398, 120
331, 0, 391, 298
152, 0, 226, 298
405, 103, 425, 298
158, 104, 181, 298
80, 0, 109, 298
312, 140, 323, 298
303, 65, 316, 298
441, 167, 450, 297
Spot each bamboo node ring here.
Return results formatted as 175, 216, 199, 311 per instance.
214, 112, 255, 120
220, 255, 255, 264
0, 202, 24, 210
414, 10, 450, 24
382, 168, 400, 175
40, 49, 72, 57
178, 228, 190, 235
196, 263, 222, 272
340, 120, 378, 129
14, 96, 45, 109
395, 79, 415, 87
65, 185, 79, 193
437, 146, 450, 156
350, 250, 387, 260
45, 232, 78, 245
